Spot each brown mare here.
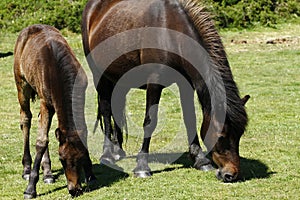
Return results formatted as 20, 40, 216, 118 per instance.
82, 0, 249, 182
14, 24, 96, 198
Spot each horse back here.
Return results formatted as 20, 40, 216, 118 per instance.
14, 24, 86, 105
83, 0, 199, 47
82, 0, 203, 83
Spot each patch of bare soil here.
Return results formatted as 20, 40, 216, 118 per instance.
231, 36, 300, 45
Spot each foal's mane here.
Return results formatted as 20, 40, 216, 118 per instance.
179, 0, 248, 135
49, 33, 88, 131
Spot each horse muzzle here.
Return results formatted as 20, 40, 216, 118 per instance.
68, 183, 83, 197
216, 168, 239, 183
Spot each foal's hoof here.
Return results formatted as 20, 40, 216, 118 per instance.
199, 164, 215, 171
24, 192, 36, 199
69, 188, 83, 198
134, 171, 152, 178
43, 175, 55, 184
22, 174, 30, 181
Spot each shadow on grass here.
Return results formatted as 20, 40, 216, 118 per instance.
240, 157, 276, 181
37, 168, 66, 197
37, 164, 129, 197
37, 153, 274, 197
86, 163, 129, 190
127, 152, 274, 181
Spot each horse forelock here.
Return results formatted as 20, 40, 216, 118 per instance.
179, 0, 248, 135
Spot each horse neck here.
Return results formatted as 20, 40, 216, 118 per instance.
56, 90, 87, 132
179, 0, 247, 132
51, 42, 88, 132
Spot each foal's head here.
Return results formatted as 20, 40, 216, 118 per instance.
202, 95, 250, 182
55, 128, 87, 197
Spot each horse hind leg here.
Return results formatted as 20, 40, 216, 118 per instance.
134, 84, 163, 178
17, 83, 33, 181
97, 79, 117, 165
111, 86, 128, 161
24, 101, 53, 198
179, 85, 214, 171
112, 121, 126, 161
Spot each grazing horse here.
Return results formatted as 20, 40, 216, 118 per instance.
82, 0, 249, 182
14, 24, 96, 198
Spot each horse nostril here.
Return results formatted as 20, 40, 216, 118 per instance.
69, 188, 83, 197
223, 173, 234, 182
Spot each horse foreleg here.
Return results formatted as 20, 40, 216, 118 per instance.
82, 150, 98, 191
24, 101, 52, 199
41, 148, 54, 184
179, 86, 214, 171
40, 107, 55, 184
134, 84, 163, 178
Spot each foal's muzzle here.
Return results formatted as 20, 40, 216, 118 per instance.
68, 183, 83, 197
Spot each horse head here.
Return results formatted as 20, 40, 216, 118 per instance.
201, 95, 250, 182
55, 128, 87, 197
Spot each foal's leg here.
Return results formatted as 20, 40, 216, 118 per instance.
39, 107, 55, 184
17, 84, 33, 181
24, 101, 53, 199
134, 84, 163, 178
82, 150, 98, 188
179, 86, 213, 171
41, 147, 54, 183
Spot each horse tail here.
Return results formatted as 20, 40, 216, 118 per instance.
93, 92, 128, 145
93, 93, 104, 133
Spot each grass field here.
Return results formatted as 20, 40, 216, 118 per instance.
0, 21, 299, 199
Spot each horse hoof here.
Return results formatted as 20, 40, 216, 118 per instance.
134, 171, 152, 178
113, 149, 126, 161
43, 177, 54, 184
22, 174, 30, 181
113, 145, 126, 161
199, 164, 215, 171
100, 157, 115, 166
24, 192, 36, 199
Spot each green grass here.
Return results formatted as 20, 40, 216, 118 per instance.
0, 21, 299, 199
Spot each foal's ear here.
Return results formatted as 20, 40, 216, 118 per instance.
55, 128, 66, 143
241, 95, 250, 105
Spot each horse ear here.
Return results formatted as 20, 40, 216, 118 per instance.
55, 128, 66, 143
241, 95, 250, 105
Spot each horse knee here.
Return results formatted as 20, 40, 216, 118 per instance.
20, 110, 32, 130
36, 139, 49, 149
